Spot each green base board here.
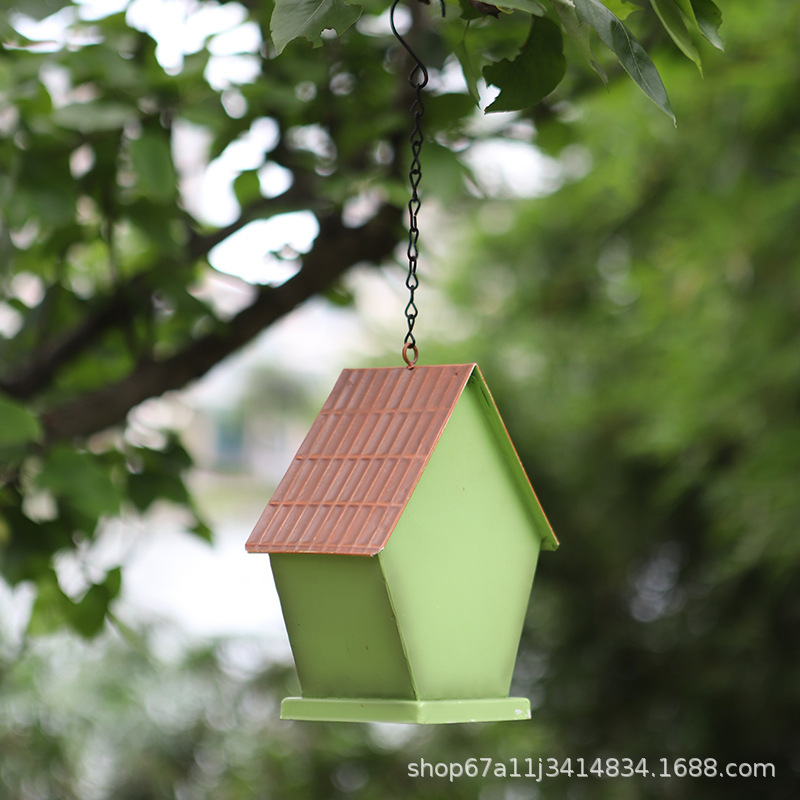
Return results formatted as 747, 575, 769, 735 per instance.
280, 696, 531, 724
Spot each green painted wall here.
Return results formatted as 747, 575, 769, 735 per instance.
270, 553, 416, 699
380, 375, 541, 700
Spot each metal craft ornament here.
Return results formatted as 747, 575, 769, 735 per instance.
247, 364, 558, 724
245, 1, 558, 725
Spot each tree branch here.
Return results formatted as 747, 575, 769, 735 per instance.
0, 280, 146, 401
42, 204, 400, 443
0, 182, 321, 402
186, 175, 321, 260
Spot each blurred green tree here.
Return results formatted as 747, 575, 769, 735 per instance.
428, 1, 800, 795
0, 0, 712, 636
8, 2, 800, 800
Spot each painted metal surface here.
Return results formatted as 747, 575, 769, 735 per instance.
270, 552, 416, 700
378, 375, 542, 700
253, 366, 558, 723
246, 363, 556, 556
279, 697, 531, 724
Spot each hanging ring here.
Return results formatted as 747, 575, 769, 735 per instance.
402, 342, 419, 369
389, 0, 445, 89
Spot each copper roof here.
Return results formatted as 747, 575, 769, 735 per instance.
246, 364, 475, 555
246, 363, 557, 556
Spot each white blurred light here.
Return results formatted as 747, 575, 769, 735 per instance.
209, 213, 319, 285
464, 139, 562, 198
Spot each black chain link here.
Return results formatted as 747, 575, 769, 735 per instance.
391, 0, 441, 368
403, 69, 426, 364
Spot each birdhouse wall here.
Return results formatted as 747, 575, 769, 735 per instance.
269, 552, 416, 700
379, 376, 542, 701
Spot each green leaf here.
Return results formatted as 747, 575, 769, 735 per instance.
37, 445, 120, 522
423, 140, 473, 203
71, 586, 109, 637
130, 130, 176, 202
190, 517, 213, 544
27, 570, 73, 637
15, 150, 78, 228
483, 16, 566, 113
600, 0, 642, 19
125, 435, 194, 512
128, 469, 190, 509
71, 573, 120, 638
572, 0, 675, 122
454, 24, 481, 104
457, 0, 488, 21
425, 91, 477, 131
0, 395, 42, 449
673, 0, 697, 25
233, 169, 262, 208
28, 567, 122, 638
495, 0, 546, 14
649, 0, 702, 74
690, 0, 724, 50
104, 565, 122, 600
270, 0, 362, 55
127, 472, 164, 511
550, 0, 607, 83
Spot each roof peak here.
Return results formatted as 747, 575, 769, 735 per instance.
246, 363, 557, 556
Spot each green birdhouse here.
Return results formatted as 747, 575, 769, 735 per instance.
246, 363, 557, 724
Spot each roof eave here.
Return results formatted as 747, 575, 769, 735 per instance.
468, 365, 559, 552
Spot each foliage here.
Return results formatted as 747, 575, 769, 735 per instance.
272, 0, 725, 120
6, 0, 798, 799
0, 629, 537, 800
0, 0, 715, 636
426, 0, 800, 794
0, 0, 413, 632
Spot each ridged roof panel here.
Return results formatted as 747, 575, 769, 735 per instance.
246, 364, 476, 555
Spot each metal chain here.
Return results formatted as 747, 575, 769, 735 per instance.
402, 67, 426, 368
391, 0, 440, 369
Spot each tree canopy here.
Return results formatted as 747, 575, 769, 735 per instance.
2, 0, 799, 797
0, 0, 720, 634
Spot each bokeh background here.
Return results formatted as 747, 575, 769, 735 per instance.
0, 1, 798, 798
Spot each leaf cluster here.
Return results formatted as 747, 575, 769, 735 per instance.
270, 0, 725, 120
0, 0, 413, 634
425, 3, 800, 791
4, 7, 800, 800
0, 0, 720, 642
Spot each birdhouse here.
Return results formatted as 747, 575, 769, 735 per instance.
246, 363, 557, 723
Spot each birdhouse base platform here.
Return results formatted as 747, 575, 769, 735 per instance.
280, 697, 531, 724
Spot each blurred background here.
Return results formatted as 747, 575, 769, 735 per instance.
0, 0, 798, 798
